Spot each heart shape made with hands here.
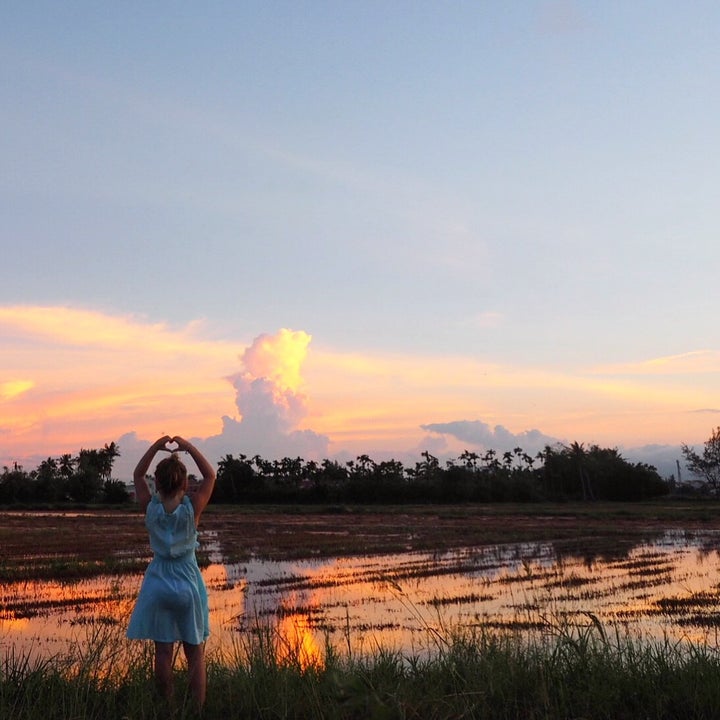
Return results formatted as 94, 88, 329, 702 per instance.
164, 440, 180, 453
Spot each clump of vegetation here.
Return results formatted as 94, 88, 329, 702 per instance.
3, 620, 720, 719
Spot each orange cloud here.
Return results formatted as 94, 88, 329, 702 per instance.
590, 350, 720, 376
0, 380, 34, 400
2, 304, 719, 467
240, 328, 311, 395
0, 305, 226, 357
303, 346, 720, 450
0, 306, 243, 459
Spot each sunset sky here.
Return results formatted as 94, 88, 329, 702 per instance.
2, 2, 719, 480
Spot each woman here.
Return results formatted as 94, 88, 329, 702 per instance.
127, 435, 216, 710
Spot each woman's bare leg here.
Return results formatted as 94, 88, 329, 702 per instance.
183, 641, 206, 709
154, 641, 175, 701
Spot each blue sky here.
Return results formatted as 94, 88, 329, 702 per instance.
2, 2, 719, 479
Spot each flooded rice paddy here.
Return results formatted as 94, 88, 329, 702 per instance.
4, 510, 720, 667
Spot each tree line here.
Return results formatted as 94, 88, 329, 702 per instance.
0, 443, 128, 504
0, 439, 681, 506
213, 442, 669, 504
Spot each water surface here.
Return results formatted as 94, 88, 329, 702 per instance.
3, 529, 720, 667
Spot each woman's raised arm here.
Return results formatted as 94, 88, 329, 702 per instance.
173, 436, 216, 524
133, 435, 172, 512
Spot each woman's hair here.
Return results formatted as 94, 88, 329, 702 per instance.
154, 453, 188, 496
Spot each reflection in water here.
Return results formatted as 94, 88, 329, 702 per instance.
276, 609, 324, 669
3, 529, 720, 670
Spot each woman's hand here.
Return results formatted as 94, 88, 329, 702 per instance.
134, 435, 173, 511
171, 435, 192, 452
154, 435, 174, 451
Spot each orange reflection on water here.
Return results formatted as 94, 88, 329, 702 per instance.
5, 528, 720, 671
0, 616, 29, 631
276, 609, 325, 669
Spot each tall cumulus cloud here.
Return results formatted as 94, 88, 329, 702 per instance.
201, 329, 329, 461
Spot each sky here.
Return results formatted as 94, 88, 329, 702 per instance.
2, 1, 720, 481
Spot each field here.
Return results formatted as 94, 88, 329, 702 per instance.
4, 501, 720, 719
1, 500, 718, 579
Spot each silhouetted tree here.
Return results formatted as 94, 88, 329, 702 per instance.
98, 442, 120, 480
682, 427, 720, 493
215, 454, 262, 502
0, 463, 31, 503
35, 457, 65, 502
68, 446, 120, 503
102, 478, 131, 503
570, 442, 595, 501
310, 459, 348, 501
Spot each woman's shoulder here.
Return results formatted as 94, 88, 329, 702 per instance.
146, 494, 189, 517
176, 494, 196, 520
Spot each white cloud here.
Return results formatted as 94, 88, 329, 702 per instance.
420, 419, 562, 456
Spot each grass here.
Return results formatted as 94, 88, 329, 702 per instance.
4, 618, 720, 719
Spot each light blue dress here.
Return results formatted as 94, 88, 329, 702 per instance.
127, 494, 209, 645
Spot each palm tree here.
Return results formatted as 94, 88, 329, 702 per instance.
459, 450, 480, 471
569, 442, 594, 501
98, 442, 120, 480
59, 454, 75, 478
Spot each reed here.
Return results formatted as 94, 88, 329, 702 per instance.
4, 616, 720, 719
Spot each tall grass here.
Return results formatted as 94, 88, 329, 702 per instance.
3, 619, 720, 719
